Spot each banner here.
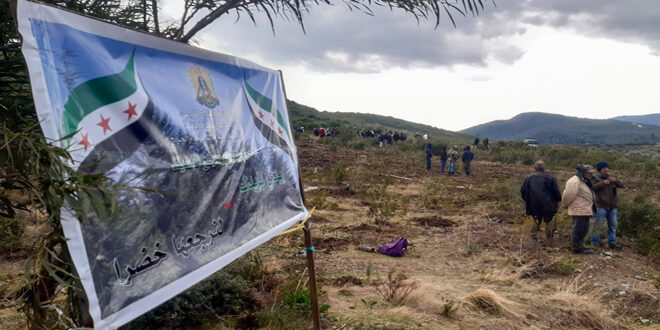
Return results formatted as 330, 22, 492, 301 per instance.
17, 1, 308, 328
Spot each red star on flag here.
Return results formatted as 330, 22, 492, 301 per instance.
97, 114, 112, 135
270, 120, 274, 127
123, 102, 138, 120
278, 127, 283, 135
78, 133, 91, 151
258, 111, 264, 119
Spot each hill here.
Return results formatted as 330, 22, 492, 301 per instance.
287, 100, 469, 141
460, 112, 660, 144
613, 114, 660, 127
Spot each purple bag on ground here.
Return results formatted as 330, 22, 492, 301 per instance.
379, 237, 408, 257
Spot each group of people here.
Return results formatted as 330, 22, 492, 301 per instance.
473, 136, 489, 149
425, 145, 474, 176
378, 131, 408, 147
356, 130, 408, 146
313, 127, 338, 138
521, 161, 623, 254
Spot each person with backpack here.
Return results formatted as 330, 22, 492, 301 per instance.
562, 164, 597, 254
440, 146, 448, 173
461, 146, 474, 176
521, 160, 562, 241
447, 146, 459, 176
590, 161, 624, 249
425, 143, 433, 170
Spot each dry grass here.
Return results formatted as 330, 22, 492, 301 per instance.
464, 288, 527, 319
404, 282, 462, 318
547, 278, 618, 329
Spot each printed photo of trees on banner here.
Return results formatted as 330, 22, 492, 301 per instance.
17, 1, 308, 327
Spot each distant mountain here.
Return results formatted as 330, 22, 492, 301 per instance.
287, 100, 469, 141
460, 112, 660, 145
612, 114, 660, 127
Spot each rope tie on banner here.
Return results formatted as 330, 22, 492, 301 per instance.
276, 207, 316, 236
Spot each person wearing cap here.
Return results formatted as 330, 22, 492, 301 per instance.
447, 145, 459, 176
590, 161, 624, 248
520, 160, 562, 241
562, 165, 597, 254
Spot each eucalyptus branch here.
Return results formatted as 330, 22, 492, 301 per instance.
179, 0, 247, 43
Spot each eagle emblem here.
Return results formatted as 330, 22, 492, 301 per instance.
188, 64, 219, 108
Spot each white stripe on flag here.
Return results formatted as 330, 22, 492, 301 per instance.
68, 72, 148, 167
245, 90, 291, 148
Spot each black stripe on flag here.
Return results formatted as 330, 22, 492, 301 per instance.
244, 93, 294, 161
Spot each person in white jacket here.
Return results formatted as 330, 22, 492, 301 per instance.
562, 165, 597, 254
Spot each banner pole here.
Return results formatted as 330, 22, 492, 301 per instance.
303, 222, 321, 330
278, 70, 321, 329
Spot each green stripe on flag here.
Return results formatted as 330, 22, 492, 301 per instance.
62, 51, 137, 141
244, 76, 289, 135
276, 111, 289, 135
243, 77, 273, 114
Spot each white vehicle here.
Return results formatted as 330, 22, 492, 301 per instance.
523, 138, 539, 147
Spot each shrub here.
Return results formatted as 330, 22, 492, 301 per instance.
489, 177, 521, 206
365, 180, 407, 225
331, 162, 348, 185
283, 289, 312, 311
374, 269, 417, 306
421, 178, 446, 209
0, 216, 25, 253
557, 256, 579, 273
126, 270, 254, 329
618, 193, 660, 262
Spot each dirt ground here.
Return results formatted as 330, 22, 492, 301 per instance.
288, 142, 660, 329
1, 141, 659, 329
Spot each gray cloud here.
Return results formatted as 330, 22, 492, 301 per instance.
520, 0, 660, 50
197, 0, 660, 73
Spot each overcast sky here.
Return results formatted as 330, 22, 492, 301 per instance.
163, 0, 660, 131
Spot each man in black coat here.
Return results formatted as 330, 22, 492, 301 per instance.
520, 160, 562, 241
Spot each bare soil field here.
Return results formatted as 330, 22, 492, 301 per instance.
1, 141, 659, 329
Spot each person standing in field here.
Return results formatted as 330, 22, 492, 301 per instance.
483, 137, 489, 150
590, 161, 624, 249
520, 160, 562, 241
562, 164, 597, 254
440, 146, 448, 173
447, 145, 459, 176
461, 146, 474, 176
473, 136, 480, 148
425, 143, 433, 170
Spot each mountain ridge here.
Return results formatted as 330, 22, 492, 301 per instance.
459, 112, 660, 144
613, 114, 660, 127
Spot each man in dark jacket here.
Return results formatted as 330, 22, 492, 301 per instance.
590, 161, 624, 248
521, 160, 562, 241
461, 146, 474, 176
473, 136, 480, 148
440, 146, 448, 173
425, 144, 432, 170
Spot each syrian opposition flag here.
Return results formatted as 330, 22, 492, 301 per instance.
243, 76, 295, 161
62, 50, 152, 173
